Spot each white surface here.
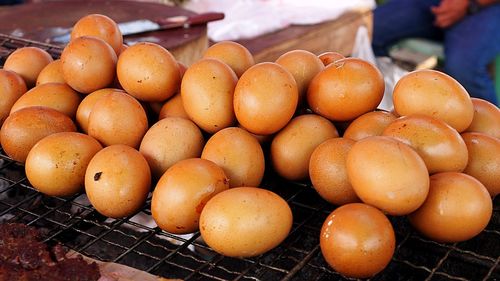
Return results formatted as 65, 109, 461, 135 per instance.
183, 0, 376, 41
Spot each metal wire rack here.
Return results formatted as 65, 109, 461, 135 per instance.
0, 33, 499, 281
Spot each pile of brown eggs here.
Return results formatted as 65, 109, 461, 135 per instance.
0, 13, 499, 279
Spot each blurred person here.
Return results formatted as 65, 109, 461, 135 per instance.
372, 0, 500, 105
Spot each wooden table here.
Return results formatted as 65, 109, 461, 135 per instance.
237, 9, 373, 63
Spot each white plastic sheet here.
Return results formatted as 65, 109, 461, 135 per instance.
183, 0, 376, 41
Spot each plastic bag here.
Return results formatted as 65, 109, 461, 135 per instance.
183, 0, 376, 42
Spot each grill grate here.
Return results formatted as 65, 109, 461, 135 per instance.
0, 33, 498, 281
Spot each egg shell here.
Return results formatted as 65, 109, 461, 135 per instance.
117, 42, 180, 102
117, 43, 128, 56
275, 49, 324, 105
3, 46, 53, 88
87, 91, 148, 148
237, 124, 274, 145
318, 51, 345, 66
408, 172, 492, 243
203, 41, 255, 78
158, 93, 189, 120
0, 69, 27, 126
320, 203, 395, 278
36, 59, 66, 86
148, 101, 163, 116
271, 114, 339, 181
0, 106, 76, 163
234, 62, 298, 135
10, 82, 81, 118
139, 117, 205, 180
307, 57, 385, 122
343, 110, 397, 141
181, 58, 238, 134
346, 136, 430, 216
393, 69, 473, 132
464, 98, 500, 139
25, 132, 102, 197
201, 127, 265, 187
151, 158, 229, 234
177, 61, 187, 79
76, 88, 124, 133
61, 36, 117, 94
461, 132, 500, 197
382, 114, 468, 174
85, 144, 151, 218
309, 137, 360, 205
70, 14, 123, 55
199, 187, 293, 258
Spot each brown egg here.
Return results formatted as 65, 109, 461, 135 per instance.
275, 50, 324, 105
10, 82, 81, 118
147, 101, 163, 116
237, 124, 274, 145
70, 13, 123, 55
309, 138, 360, 205
199, 187, 293, 258
158, 93, 189, 120
203, 41, 255, 77
85, 144, 151, 218
151, 158, 229, 234
117, 42, 180, 102
117, 44, 128, 56
3, 46, 53, 88
36, 59, 65, 86
343, 110, 397, 141
0, 69, 27, 126
271, 114, 339, 181
346, 136, 429, 215
461, 132, 500, 197
320, 203, 395, 278
181, 58, 238, 133
318, 51, 345, 66
139, 117, 205, 179
88, 91, 148, 148
0, 107, 76, 162
234, 62, 298, 135
201, 127, 265, 187
25, 132, 102, 197
409, 172, 492, 242
76, 88, 124, 133
61, 36, 117, 93
307, 57, 385, 121
464, 98, 500, 139
382, 114, 468, 174
393, 69, 473, 132
177, 61, 187, 79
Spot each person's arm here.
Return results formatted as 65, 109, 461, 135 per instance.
431, 0, 499, 28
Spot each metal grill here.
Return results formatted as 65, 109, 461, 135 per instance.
0, 33, 499, 281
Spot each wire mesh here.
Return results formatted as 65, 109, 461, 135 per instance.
0, 33, 498, 281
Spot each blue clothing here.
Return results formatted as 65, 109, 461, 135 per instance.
372, 0, 500, 105
0, 0, 23, 4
